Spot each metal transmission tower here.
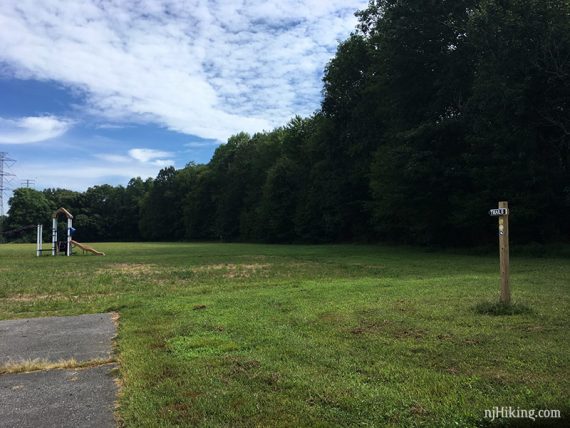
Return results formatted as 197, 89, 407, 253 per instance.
0, 152, 16, 218
21, 178, 36, 188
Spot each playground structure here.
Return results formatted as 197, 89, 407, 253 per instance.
71, 240, 106, 256
36, 207, 105, 256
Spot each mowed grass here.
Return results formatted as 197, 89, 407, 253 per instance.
0, 243, 568, 427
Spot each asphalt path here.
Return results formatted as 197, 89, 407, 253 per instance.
0, 364, 118, 428
0, 313, 118, 428
0, 313, 115, 363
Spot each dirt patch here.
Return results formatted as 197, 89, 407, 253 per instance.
462, 338, 482, 345
409, 403, 429, 416
262, 372, 281, 389
391, 328, 426, 340
436, 333, 454, 341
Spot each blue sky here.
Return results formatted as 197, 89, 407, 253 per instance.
0, 0, 366, 212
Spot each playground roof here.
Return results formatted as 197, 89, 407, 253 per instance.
52, 207, 73, 219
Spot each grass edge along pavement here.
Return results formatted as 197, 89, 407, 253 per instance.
0, 357, 116, 375
0, 242, 568, 427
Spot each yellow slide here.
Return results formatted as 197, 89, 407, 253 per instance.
71, 240, 106, 256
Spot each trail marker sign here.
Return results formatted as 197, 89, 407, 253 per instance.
489, 208, 508, 216
490, 201, 510, 304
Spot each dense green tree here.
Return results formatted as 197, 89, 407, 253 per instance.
259, 156, 302, 242
360, 0, 476, 244
7, 188, 52, 227
182, 165, 216, 240
42, 188, 80, 212
205, 131, 283, 241
139, 167, 183, 241
77, 185, 116, 241
111, 178, 149, 241
208, 132, 251, 240
5, 188, 52, 241
0, 215, 7, 243
460, 0, 570, 243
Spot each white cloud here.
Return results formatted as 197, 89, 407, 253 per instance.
0, 0, 367, 141
152, 159, 175, 167
128, 148, 173, 163
96, 148, 175, 167
0, 115, 72, 144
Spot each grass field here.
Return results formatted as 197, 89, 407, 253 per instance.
0, 243, 568, 427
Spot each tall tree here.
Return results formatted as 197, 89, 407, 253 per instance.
5, 188, 52, 241
462, 0, 570, 242
360, 0, 476, 243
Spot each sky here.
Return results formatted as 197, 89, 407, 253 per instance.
0, 0, 367, 213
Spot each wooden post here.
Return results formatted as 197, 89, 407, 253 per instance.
498, 201, 510, 304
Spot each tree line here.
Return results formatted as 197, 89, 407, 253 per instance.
3, 0, 569, 246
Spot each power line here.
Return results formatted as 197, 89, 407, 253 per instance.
0, 152, 16, 218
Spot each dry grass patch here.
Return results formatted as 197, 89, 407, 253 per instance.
191, 263, 271, 278
1, 293, 117, 303
97, 263, 159, 276
1, 294, 54, 302
110, 311, 120, 326
0, 357, 115, 375
1, 293, 71, 302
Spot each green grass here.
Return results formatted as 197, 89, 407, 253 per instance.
474, 301, 533, 316
0, 242, 568, 427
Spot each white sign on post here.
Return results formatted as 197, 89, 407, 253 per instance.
489, 202, 510, 304
489, 208, 508, 216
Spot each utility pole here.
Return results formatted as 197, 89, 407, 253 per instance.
21, 178, 36, 188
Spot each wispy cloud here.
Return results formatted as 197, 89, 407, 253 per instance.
0, 0, 366, 141
0, 115, 72, 144
97, 148, 175, 167
128, 148, 174, 166
13, 161, 168, 192
13, 148, 178, 194
95, 154, 132, 163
